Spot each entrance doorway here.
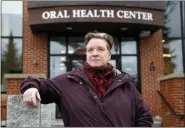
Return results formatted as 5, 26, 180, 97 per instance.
49, 35, 140, 119
66, 55, 120, 71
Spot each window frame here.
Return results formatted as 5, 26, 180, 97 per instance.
1, 1, 23, 93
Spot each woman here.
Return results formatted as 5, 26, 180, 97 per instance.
20, 32, 153, 127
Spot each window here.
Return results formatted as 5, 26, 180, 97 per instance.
163, 1, 181, 38
112, 38, 120, 54
50, 56, 67, 77
121, 40, 137, 54
68, 37, 85, 54
121, 38, 138, 84
2, 1, 23, 36
50, 37, 66, 54
121, 56, 137, 77
1, 1, 23, 93
163, 39, 183, 74
163, 1, 184, 75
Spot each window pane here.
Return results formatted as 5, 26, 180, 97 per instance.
121, 56, 137, 78
121, 39, 136, 54
1, 38, 22, 92
50, 56, 67, 77
72, 60, 83, 70
2, 1, 23, 36
68, 37, 85, 54
163, 39, 183, 74
163, 1, 181, 38
2, 38, 23, 70
50, 37, 66, 54
109, 60, 116, 69
112, 38, 120, 54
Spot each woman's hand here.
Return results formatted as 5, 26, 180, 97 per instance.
22, 88, 41, 107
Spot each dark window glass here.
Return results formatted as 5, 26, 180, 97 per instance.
68, 37, 85, 54
109, 60, 116, 69
50, 56, 67, 77
164, 1, 181, 38
121, 39, 136, 54
50, 37, 66, 54
56, 105, 62, 118
2, 38, 22, 56
2, 1, 23, 36
72, 60, 83, 70
1, 38, 23, 92
112, 38, 120, 54
163, 39, 183, 74
121, 56, 137, 77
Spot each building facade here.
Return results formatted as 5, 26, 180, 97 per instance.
1, 0, 185, 127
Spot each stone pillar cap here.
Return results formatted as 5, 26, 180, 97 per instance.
158, 73, 184, 81
4, 74, 47, 79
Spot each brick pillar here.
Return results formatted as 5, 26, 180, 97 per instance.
140, 30, 164, 116
159, 74, 185, 127
23, 0, 48, 74
1, 94, 7, 123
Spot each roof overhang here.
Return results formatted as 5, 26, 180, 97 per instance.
28, 1, 165, 11
28, 4, 164, 36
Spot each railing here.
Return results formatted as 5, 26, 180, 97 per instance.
157, 90, 185, 119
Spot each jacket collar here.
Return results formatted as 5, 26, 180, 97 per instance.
70, 67, 96, 90
69, 67, 135, 94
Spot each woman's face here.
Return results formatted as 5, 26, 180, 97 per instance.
86, 38, 111, 68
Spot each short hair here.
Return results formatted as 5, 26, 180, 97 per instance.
84, 32, 114, 51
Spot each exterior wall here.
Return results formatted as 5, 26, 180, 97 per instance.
23, 0, 48, 74
140, 30, 164, 116
160, 77, 184, 127
7, 79, 23, 95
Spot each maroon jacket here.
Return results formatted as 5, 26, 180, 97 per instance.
20, 68, 153, 127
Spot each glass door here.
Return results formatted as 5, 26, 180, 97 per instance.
67, 55, 86, 71
67, 55, 119, 71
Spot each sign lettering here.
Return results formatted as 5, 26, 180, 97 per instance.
41, 9, 153, 21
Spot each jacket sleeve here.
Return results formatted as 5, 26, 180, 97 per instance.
20, 76, 61, 104
130, 82, 153, 127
